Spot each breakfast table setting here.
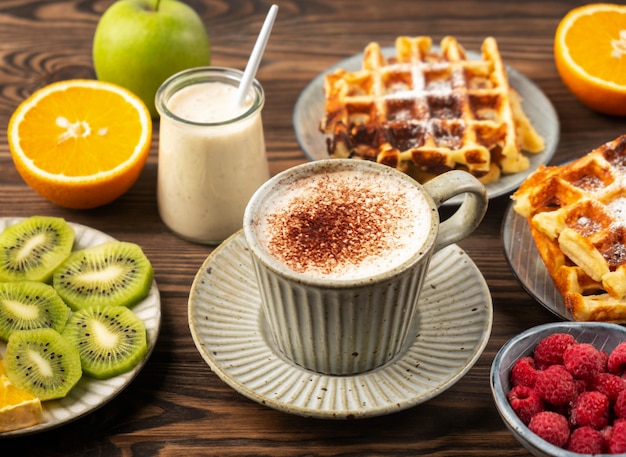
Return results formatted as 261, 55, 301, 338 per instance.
2, 0, 626, 455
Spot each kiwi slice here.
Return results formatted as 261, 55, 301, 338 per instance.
0, 216, 75, 283
0, 281, 71, 341
2, 327, 82, 401
52, 241, 153, 311
62, 305, 147, 379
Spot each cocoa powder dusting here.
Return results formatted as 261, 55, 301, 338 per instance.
266, 174, 407, 276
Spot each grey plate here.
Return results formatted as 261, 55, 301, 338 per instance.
293, 47, 560, 203
0, 217, 161, 437
188, 230, 493, 419
501, 202, 570, 321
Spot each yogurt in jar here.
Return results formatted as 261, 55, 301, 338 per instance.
156, 68, 269, 244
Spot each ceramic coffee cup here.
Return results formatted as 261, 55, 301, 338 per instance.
243, 159, 487, 375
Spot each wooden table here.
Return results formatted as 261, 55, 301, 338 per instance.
1, 0, 625, 455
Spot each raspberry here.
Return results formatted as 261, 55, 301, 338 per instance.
575, 378, 591, 395
593, 372, 626, 403
563, 343, 607, 381
599, 349, 609, 369
535, 365, 578, 406
570, 391, 610, 429
608, 419, 626, 454
566, 426, 605, 454
528, 411, 570, 448
608, 341, 626, 375
615, 389, 626, 419
533, 333, 576, 367
601, 424, 613, 445
510, 356, 537, 388
507, 385, 543, 424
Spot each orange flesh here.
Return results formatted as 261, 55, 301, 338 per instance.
565, 10, 626, 85
16, 87, 144, 177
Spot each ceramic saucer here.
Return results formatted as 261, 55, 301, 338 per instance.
188, 231, 492, 419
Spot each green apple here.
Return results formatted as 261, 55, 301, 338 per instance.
93, 0, 211, 117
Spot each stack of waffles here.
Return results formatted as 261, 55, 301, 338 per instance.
320, 36, 544, 184
513, 135, 626, 322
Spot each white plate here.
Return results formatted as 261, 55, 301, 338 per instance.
501, 202, 570, 320
188, 230, 493, 419
0, 217, 161, 437
293, 47, 559, 202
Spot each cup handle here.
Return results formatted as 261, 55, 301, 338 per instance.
422, 170, 488, 253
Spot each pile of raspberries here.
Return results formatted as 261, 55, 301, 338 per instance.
507, 333, 626, 454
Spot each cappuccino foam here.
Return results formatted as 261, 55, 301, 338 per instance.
254, 167, 433, 280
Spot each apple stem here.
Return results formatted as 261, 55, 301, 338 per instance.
154, 0, 161, 11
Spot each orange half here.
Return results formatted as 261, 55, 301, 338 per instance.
8, 79, 152, 209
555, 3, 626, 115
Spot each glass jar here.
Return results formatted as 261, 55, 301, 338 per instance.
156, 67, 269, 244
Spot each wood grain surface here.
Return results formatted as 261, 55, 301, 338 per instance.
1, 0, 625, 455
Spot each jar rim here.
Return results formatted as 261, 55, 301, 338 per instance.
155, 66, 265, 126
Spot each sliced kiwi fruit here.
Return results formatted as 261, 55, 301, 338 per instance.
62, 305, 147, 379
0, 281, 71, 341
0, 216, 75, 283
2, 327, 82, 401
52, 241, 153, 311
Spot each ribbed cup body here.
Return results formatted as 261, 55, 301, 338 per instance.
251, 251, 430, 375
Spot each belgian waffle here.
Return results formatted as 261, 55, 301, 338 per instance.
320, 36, 545, 184
512, 135, 626, 322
